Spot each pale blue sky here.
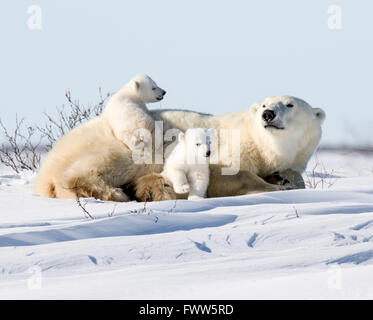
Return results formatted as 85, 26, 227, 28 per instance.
0, 0, 372, 145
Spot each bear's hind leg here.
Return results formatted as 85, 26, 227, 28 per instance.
63, 173, 129, 202
62, 152, 130, 202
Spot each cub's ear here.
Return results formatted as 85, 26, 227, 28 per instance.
207, 128, 216, 136
178, 132, 185, 141
206, 128, 216, 142
313, 108, 326, 124
134, 81, 140, 90
249, 103, 260, 114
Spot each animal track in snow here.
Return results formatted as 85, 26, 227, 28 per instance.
246, 233, 258, 248
191, 240, 211, 253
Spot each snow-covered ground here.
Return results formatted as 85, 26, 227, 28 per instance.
0, 150, 373, 299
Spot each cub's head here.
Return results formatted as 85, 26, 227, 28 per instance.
130, 74, 166, 103
178, 128, 213, 163
249, 96, 326, 165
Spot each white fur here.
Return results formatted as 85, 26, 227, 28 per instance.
161, 128, 212, 200
34, 95, 325, 201
248, 95, 326, 174
102, 74, 166, 150
152, 95, 325, 175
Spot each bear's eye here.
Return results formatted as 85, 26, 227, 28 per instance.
196, 143, 201, 147
152, 87, 156, 91
262, 104, 266, 108
164, 183, 171, 188
286, 103, 294, 108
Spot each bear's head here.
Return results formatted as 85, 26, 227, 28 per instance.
249, 96, 326, 168
130, 74, 166, 103
178, 128, 213, 164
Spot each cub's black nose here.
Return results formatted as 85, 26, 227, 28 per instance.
162, 90, 167, 96
206, 150, 211, 157
262, 109, 276, 122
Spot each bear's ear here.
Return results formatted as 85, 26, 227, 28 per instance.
134, 81, 140, 90
178, 132, 185, 141
313, 108, 326, 124
249, 103, 260, 114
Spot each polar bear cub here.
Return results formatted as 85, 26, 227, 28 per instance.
161, 128, 213, 200
102, 74, 166, 150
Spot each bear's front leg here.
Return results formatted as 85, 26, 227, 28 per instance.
165, 168, 190, 194
264, 172, 290, 186
187, 169, 209, 200
279, 169, 306, 189
207, 165, 289, 198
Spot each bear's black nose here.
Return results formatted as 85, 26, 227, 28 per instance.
162, 90, 167, 96
262, 109, 276, 122
206, 150, 211, 157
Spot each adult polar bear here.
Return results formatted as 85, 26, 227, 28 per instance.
34, 95, 325, 201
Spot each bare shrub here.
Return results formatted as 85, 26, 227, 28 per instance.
0, 88, 111, 173
0, 116, 43, 173
305, 155, 338, 189
76, 197, 95, 220
293, 205, 300, 218
37, 88, 111, 151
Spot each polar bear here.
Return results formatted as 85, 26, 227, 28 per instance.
103, 74, 166, 151
135, 95, 325, 201
34, 95, 325, 202
161, 128, 212, 200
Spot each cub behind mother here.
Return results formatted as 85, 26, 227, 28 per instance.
34, 95, 325, 201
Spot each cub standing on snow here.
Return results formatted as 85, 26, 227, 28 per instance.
161, 128, 213, 200
103, 74, 166, 150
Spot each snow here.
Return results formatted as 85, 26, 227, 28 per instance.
0, 150, 373, 299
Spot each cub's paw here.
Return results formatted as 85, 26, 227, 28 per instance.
188, 195, 204, 200
174, 183, 190, 194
